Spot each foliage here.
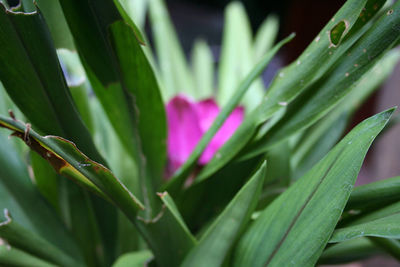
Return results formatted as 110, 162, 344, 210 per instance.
0, 0, 399, 266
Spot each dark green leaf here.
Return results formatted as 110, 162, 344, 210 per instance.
0, 3, 104, 163
369, 237, 400, 261
0, 134, 84, 264
0, 210, 82, 267
0, 245, 56, 267
0, 116, 144, 217
318, 238, 381, 264
196, 0, 388, 180
243, 5, 400, 159
108, 20, 167, 190
181, 162, 266, 267
136, 193, 197, 267
233, 108, 394, 266
346, 176, 400, 211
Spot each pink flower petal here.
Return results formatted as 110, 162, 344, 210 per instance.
166, 95, 245, 176
197, 101, 244, 164
166, 95, 203, 174
195, 98, 220, 132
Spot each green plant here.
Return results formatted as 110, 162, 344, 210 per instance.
0, 0, 399, 266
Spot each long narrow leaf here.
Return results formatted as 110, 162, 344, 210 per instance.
196, 0, 388, 181
0, 210, 82, 267
233, 108, 394, 266
181, 162, 266, 267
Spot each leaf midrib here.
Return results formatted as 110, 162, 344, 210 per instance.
264, 146, 346, 266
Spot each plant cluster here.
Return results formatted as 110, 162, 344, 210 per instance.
0, 0, 400, 266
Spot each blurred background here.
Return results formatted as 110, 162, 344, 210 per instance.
153, 0, 400, 266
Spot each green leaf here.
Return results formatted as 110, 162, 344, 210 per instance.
164, 33, 294, 194
0, 3, 104, 164
108, 20, 167, 190
243, 5, 400, 159
290, 49, 400, 179
136, 193, 197, 267
346, 176, 400, 211
217, 2, 265, 110
345, 176, 400, 214
196, 0, 388, 181
253, 14, 279, 60
0, 210, 82, 267
330, 213, 400, 242
255, 0, 385, 124
233, 108, 394, 267
112, 250, 153, 267
291, 112, 349, 180
57, 49, 95, 133
369, 237, 400, 261
332, 200, 400, 242
177, 155, 264, 231
192, 39, 214, 99
60, 1, 165, 218
0, 134, 84, 264
30, 151, 59, 211
119, 0, 148, 30
318, 238, 381, 264
35, 0, 75, 49
0, 116, 144, 217
181, 162, 266, 267
148, 0, 195, 99
0, 245, 56, 267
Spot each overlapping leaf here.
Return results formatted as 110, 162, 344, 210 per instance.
233, 108, 394, 266
181, 162, 266, 267
197, 0, 389, 181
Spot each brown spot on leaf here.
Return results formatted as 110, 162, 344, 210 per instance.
10, 131, 66, 172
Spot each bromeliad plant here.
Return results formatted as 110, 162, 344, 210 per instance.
0, 0, 400, 266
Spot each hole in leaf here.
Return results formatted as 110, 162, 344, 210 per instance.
329, 20, 348, 47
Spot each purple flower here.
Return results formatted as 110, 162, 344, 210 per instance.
166, 94, 244, 176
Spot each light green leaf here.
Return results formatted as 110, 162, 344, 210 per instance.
192, 39, 214, 99
35, 0, 75, 49
233, 108, 394, 267
112, 250, 152, 267
181, 162, 266, 267
148, 0, 195, 99
217, 2, 264, 110
119, 0, 148, 30
253, 14, 279, 60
